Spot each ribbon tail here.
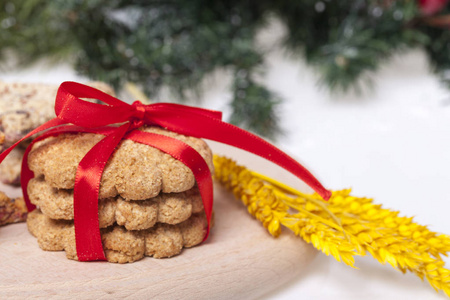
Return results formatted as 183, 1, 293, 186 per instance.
153, 114, 331, 200
74, 123, 129, 261
125, 131, 213, 242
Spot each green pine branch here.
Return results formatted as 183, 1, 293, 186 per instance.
1, 0, 449, 137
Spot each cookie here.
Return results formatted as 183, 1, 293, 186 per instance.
27, 209, 208, 263
0, 130, 4, 149
0, 192, 27, 226
0, 81, 116, 187
28, 177, 204, 230
0, 147, 23, 185
28, 126, 214, 199
0, 81, 115, 146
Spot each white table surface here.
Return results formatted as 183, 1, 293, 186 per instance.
1, 38, 449, 299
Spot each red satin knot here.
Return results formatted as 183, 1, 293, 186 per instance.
130, 100, 146, 128
132, 100, 146, 119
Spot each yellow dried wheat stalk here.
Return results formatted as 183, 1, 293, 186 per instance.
213, 155, 450, 297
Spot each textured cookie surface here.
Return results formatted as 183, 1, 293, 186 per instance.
28, 177, 204, 230
0, 81, 115, 146
28, 126, 213, 199
27, 209, 208, 263
0, 147, 23, 185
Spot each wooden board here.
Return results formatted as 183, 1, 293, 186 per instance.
0, 143, 317, 299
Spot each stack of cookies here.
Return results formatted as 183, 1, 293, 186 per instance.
26, 126, 213, 263
0, 81, 115, 185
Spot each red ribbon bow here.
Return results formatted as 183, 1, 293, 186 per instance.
0, 81, 331, 262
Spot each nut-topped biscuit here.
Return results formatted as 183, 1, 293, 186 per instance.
0, 192, 27, 226
0, 81, 115, 146
27, 209, 208, 263
28, 126, 214, 199
28, 177, 204, 230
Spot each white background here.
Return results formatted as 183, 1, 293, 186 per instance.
2, 24, 449, 299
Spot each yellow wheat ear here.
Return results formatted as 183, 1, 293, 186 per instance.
213, 155, 450, 297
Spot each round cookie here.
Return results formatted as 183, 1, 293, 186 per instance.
0, 192, 27, 226
0, 81, 115, 146
27, 177, 204, 230
28, 126, 214, 199
26, 209, 208, 263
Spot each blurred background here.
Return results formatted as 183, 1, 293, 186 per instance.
1, 1, 450, 299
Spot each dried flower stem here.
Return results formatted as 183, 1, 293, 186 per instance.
213, 155, 450, 297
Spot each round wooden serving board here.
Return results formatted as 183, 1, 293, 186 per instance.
0, 142, 317, 299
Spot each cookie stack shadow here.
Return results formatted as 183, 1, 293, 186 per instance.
26, 126, 213, 263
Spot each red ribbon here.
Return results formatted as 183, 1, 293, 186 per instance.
0, 81, 331, 262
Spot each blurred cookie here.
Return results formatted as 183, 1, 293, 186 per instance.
0, 130, 4, 149
0, 81, 115, 187
0, 147, 23, 185
0, 81, 115, 146
0, 191, 27, 226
